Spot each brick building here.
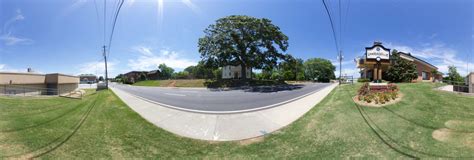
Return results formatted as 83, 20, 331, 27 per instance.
355, 42, 441, 82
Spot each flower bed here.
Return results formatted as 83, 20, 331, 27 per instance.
354, 83, 402, 107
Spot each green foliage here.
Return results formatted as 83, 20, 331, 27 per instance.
114, 74, 123, 80
173, 71, 190, 79
213, 68, 222, 80
384, 50, 418, 82
139, 73, 148, 81
447, 65, 464, 84
198, 15, 290, 80
270, 70, 282, 80
98, 76, 104, 81
278, 56, 305, 80
430, 69, 439, 81
303, 58, 336, 82
357, 78, 370, 83
158, 63, 174, 80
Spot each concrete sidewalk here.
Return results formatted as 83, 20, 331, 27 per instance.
110, 83, 337, 141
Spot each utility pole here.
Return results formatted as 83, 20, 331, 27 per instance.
338, 50, 343, 85
103, 45, 108, 89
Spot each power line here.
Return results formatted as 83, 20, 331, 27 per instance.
103, 0, 106, 46
322, 0, 340, 52
338, 0, 342, 50
342, 0, 351, 50
107, 0, 125, 58
99, 0, 125, 88
322, 0, 343, 84
93, 0, 101, 35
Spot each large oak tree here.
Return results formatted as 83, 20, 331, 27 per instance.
198, 15, 290, 80
303, 58, 335, 82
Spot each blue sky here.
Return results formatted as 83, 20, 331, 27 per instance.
0, 0, 473, 77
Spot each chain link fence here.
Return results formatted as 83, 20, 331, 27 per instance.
0, 84, 83, 98
440, 80, 470, 93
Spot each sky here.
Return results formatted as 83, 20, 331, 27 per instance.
0, 0, 473, 78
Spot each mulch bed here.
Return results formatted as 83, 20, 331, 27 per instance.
352, 92, 404, 107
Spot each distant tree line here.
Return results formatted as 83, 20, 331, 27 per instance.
115, 56, 336, 84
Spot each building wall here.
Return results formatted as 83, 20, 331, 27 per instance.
222, 65, 251, 79
46, 74, 79, 84
58, 83, 79, 95
124, 72, 143, 83
147, 73, 159, 80
414, 61, 437, 82
0, 72, 46, 84
0, 72, 79, 96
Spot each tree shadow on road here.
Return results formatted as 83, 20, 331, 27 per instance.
205, 79, 305, 93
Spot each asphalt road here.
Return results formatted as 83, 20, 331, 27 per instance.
112, 83, 331, 112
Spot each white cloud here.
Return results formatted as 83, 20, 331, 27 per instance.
385, 42, 474, 76
1, 9, 32, 46
133, 46, 154, 56
76, 60, 118, 77
2, 9, 24, 33
335, 68, 361, 78
0, 33, 33, 45
331, 59, 353, 66
0, 64, 22, 72
127, 46, 197, 71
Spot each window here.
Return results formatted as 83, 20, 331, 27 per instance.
422, 71, 429, 80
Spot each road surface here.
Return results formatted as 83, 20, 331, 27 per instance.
112, 83, 331, 112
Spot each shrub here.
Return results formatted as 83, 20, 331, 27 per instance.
383, 92, 390, 102
358, 83, 399, 104
364, 94, 374, 103
390, 91, 398, 100
357, 78, 370, 83
388, 83, 398, 92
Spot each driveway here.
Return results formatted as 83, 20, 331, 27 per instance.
112, 83, 331, 113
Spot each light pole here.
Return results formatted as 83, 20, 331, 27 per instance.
338, 51, 343, 85
103, 45, 108, 89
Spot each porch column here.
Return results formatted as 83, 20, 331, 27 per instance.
373, 68, 378, 81
378, 68, 383, 80
364, 69, 368, 79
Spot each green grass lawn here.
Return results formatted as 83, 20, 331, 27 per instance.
133, 79, 207, 87
0, 83, 473, 158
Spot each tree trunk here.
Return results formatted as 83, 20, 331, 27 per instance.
240, 64, 247, 80
241, 63, 248, 81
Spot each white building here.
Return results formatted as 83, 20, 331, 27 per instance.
222, 65, 251, 79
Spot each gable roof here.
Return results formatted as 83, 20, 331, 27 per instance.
398, 52, 438, 69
